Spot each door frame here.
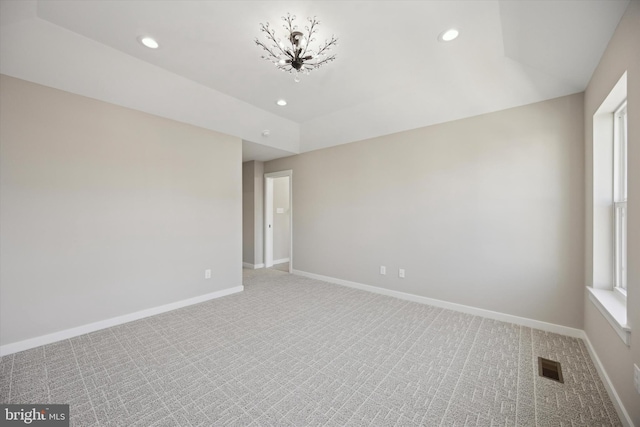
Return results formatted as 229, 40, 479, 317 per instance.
264, 170, 293, 272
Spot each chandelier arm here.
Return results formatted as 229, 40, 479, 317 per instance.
255, 40, 282, 62
311, 55, 337, 68
315, 37, 338, 58
283, 14, 295, 38
257, 23, 290, 58
300, 18, 318, 58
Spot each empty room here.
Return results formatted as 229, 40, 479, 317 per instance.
1, 0, 639, 426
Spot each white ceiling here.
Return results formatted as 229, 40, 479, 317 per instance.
0, 0, 629, 161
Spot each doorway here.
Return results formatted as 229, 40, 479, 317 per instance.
264, 170, 292, 272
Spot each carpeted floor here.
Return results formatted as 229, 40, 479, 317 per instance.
270, 262, 289, 273
0, 268, 621, 426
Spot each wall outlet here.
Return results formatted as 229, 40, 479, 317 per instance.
634, 364, 640, 395
399, 268, 405, 278
205, 269, 212, 279
380, 266, 386, 275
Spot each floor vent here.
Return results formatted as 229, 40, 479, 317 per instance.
538, 357, 564, 383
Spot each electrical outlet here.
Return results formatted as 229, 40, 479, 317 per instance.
380, 266, 386, 275
634, 364, 640, 395
399, 269, 405, 278
205, 269, 212, 279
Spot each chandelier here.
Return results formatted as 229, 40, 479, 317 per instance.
255, 14, 338, 82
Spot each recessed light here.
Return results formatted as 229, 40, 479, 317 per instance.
276, 99, 287, 106
438, 28, 459, 42
139, 36, 159, 49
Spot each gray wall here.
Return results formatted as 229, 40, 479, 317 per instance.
242, 160, 264, 267
242, 161, 255, 264
266, 93, 585, 328
254, 162, 264, 266
273, 176, 290, 262
0, 75, 242, 347
584, 0, 640, 422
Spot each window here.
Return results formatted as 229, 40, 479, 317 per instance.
613, 102, 627, 294
588, 72, 629, 346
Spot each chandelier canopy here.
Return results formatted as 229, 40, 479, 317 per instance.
255, 14, 338, 82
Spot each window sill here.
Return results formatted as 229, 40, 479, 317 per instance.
587, 286, 630, 346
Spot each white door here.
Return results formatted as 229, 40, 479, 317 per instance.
264, 177, 274, 268
264, 170, 293, 271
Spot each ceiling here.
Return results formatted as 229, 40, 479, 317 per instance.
0, 0, 629, 161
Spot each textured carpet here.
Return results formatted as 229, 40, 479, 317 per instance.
270, 262, 289, 273
0, 268, 620, 426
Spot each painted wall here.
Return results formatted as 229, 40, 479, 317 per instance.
242, 160, 264, 267
254, 161, 264, 267
273, 176, 290, 262
0, 75, 242, 347
266, 93, 585, 329
242, 161, 255, 264
584, 0, 640, 423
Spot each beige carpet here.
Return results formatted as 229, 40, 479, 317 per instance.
0, 268, 621, 426
270, 262, 289, 273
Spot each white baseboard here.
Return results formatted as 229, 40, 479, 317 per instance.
245, 260, 287, 269
0, 285, 244, 357
292, 269, 584, 338
582, 334, 634, 427
242, 262, 265, 269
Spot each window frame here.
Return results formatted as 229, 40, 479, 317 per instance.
613, 101, 627, 296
